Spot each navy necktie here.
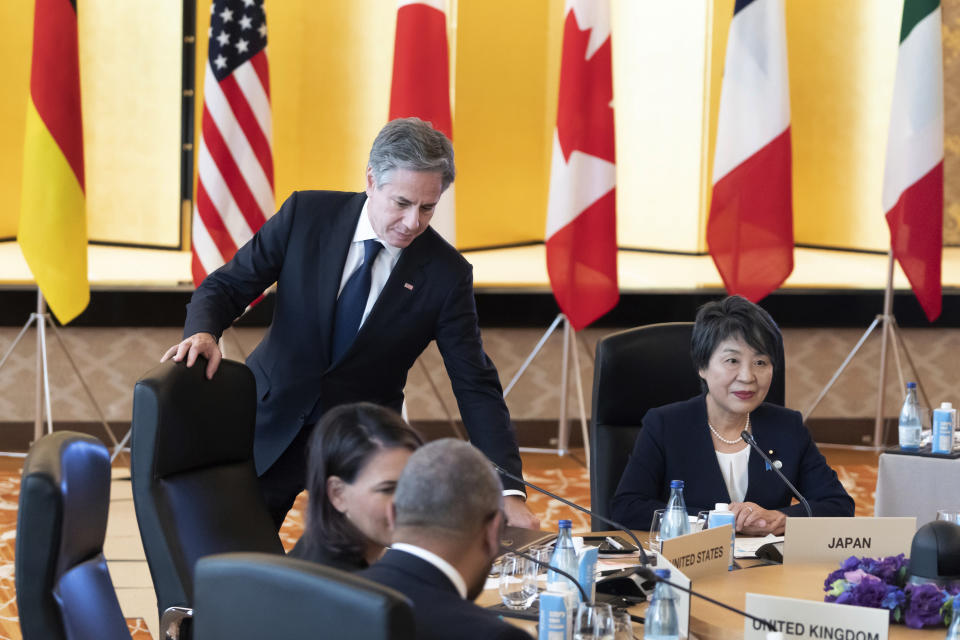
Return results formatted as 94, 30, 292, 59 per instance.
331, 239, 384, 362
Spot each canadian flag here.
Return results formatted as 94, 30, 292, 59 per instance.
545, 0, 618, 331
390, 0, 456, 244
708, 0, 794, 303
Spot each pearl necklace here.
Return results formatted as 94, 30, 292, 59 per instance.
708, 413, 751, 445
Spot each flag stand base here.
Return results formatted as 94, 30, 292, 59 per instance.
503, 313, 590, 471
0, 290, 123, 460
802, 252, 929, 448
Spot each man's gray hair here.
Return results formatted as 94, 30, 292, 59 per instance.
393, 439, 503, 534
368, 117, 455, 191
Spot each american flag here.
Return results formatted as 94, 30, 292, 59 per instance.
192, 0, 274, 286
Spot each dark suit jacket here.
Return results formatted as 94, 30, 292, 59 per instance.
360, 549, 532, 640
183, 190, 523, 490
610, 395, 855, 529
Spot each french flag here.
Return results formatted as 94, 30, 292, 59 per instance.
708, 0, 794, 303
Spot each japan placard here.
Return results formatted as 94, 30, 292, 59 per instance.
783, 517, 916, 564
659, 524, 732, 579
744, 593, 889, 640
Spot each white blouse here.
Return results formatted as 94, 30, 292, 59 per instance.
715, 446, 751, 503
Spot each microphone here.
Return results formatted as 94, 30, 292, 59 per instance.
741, 430, 813, 518
490, 462, 649, 566
512, 549, 591, 604
635, 567, 777, 632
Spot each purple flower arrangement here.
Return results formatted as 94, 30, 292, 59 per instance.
823, 555, 960, 629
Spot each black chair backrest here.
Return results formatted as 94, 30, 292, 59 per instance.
131, 358, 283, 619
16, 431, 130, 640
193, 553, 416, 640
589, 322, 785, 530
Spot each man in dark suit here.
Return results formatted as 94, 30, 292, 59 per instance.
361, 438, 532, 640
161, 118, 537, 529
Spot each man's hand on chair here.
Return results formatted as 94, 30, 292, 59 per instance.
161, 332, 222, 379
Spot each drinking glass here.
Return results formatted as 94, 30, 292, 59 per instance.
937, 509, 960, 525
498, 553, 537, 610
649, 509, 665, 553
528, 543, 554, 586
695, 510, 711, 532
612, 609, 634, 640
574, 602, 615, 640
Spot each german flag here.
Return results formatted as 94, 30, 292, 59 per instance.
18, 0, 89, 324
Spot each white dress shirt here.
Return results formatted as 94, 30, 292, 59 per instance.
715, 445, 750, 503
337, 203, 525, 499
391, 543, 468, 599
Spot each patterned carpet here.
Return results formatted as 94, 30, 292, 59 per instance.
2, 456, 878, 638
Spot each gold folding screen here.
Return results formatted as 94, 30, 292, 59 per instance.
2, 1, 956, 254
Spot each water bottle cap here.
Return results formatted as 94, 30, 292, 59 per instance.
942, 402, 953, 410
670, 479, 684, 489
714, 503, 729, 511
654, 569, 670, 579
558, 519, 572, 529
907, 382, 917, 389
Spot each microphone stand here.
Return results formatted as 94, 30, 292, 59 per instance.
491, 462, 650, 566
741, 431, 813, 518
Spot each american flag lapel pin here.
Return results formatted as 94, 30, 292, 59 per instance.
404, 282, 414, 291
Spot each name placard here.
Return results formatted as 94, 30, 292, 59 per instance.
659, 525, 732, 580
783, 517, 916, 564
655, 552, 691, 640
744, 593, 888, 640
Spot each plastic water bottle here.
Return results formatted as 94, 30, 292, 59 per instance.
547, 519, 580, 598
660, 480, 691, 542
898, 382, 921, 451
932, 402, 956, 455
946, 597, 960, 640
708, 502, 736, 570
644, 569, 679, 640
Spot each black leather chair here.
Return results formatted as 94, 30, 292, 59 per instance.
131, 358, 284, 632
15, 431, 130, 640
589, 322, 786, 531
193, 553, 415, 640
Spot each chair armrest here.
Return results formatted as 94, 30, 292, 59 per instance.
161, 606, 193, 640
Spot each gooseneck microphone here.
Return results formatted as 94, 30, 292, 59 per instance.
741, 431, 813, 518
490, 462, 649, 566
635, 567, 777, 632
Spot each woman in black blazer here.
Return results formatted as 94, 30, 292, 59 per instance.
290, 403, 422, 571
611, 296, 854, 535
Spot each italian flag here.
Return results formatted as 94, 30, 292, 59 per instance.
883, 0, 944, 322
389, 0, 456, 244
708, 0, 793, 303
18, 0, 89, 324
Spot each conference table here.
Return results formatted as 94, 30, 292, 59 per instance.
480, 531, 943, 640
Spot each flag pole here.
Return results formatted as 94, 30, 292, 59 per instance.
804, 250, 929, 449
0, 289, 123, 458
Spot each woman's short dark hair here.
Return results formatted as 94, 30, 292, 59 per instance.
691, 295, 782, 372
301, 402, 422, 564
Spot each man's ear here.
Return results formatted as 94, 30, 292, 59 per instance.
365, 166, 376, 196
483, 511, 504, 559
326, 476, 347, 514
